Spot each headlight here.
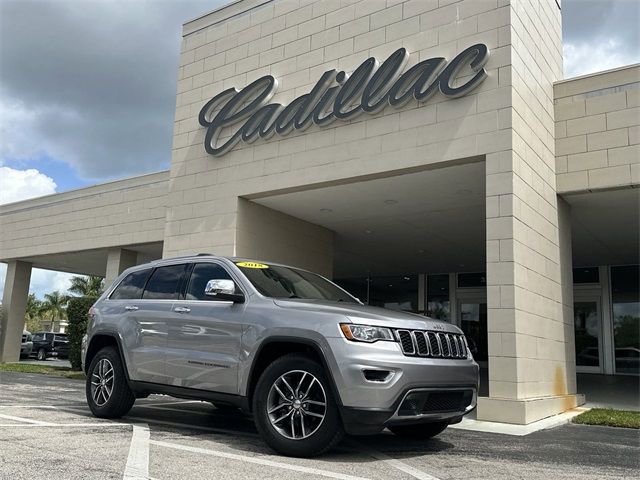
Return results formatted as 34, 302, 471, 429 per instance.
340, 323, 395, 343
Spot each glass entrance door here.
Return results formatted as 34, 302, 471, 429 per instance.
574, 297, 603, 373
457, 298, 488, 367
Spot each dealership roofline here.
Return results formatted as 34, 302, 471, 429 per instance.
0, 170, 169, 214
182, 0, 268, 36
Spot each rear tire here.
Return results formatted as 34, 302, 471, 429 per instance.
253, 353, 344, 457
388, 421, 449, 439
86, 346, 135, 418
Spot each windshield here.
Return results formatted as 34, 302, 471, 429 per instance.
236, 262, 358, 303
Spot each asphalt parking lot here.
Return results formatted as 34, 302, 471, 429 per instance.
1, 372, 638, 480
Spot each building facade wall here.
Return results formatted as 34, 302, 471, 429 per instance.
164, 0, 513, 259
236, 199, 334, 277
555, 65, 640, 193
0, 172, 168, 261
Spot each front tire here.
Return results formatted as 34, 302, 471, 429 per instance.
86, 346, 135, 418
37, 348, 46, 361
253, 354, 344, 457
388, 420, 449, 439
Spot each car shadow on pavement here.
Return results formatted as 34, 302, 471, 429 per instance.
124, 403, 456, 462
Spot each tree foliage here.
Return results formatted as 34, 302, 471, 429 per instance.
39, 291, 69, 332
24, 293, 43, 332
67, 297, 97, 370
68, 276, 104, 297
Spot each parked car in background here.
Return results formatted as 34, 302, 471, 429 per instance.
20, 331, 33, 358
31, 332, 70, 360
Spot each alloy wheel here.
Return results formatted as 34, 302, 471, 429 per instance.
266, 370, 327, 440
90, 358, 114, 407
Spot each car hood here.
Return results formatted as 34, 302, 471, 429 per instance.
272, 298, 462, 333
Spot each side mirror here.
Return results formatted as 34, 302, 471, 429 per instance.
204, 279, 244, 303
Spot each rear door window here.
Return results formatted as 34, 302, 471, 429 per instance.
111, 269, 152, 300
142, 264, 187, 300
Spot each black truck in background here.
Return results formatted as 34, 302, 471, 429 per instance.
30, 332, 70, 360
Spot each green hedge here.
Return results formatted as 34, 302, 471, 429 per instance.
67, 297, 97, 370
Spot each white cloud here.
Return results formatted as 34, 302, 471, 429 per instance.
0, 262, 77, 301
0, 166, 57, 204
564, 37, 639, 78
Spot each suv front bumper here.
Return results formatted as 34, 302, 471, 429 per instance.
325, 337, 479, 434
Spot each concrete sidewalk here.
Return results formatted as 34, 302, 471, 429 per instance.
578, 373, 640, 411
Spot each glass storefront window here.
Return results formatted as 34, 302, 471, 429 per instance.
334, 276, 418, 313
457, 272, 486, 288
574, 301, 601, 368
333, 278, 367, 304
459, 302, 488, 361
573, 267, 600, 284
427, 274, 449, 321
611, 265, 639, 375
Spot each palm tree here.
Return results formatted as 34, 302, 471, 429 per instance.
40, 291, 69, 332
68, 275, 104, 297
24, 293, 43, 332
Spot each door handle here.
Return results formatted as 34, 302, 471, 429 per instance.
174, 307, 191, 314
124, 305, 139, 311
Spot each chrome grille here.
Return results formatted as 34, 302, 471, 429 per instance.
413, 331, 429, 355
397, 330, 414, 354
395, 329, 469, 359
427, 332, 441, 356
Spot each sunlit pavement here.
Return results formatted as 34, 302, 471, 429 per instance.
1, 372, 638, 480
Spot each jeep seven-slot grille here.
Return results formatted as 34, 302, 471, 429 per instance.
395, 330, 468, 358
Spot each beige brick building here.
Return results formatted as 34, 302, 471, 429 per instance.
1, 0, 638, 424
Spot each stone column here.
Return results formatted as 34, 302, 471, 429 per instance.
0, 261, 32, 362
477, 0, 582, 425
105, 248, 138, 288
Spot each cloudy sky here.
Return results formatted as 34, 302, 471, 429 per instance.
1, 0, 639, 299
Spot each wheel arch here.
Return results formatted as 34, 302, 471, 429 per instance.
245, 337, 343, 411
84, 332, 129, 380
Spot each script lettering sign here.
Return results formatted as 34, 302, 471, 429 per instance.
199, 44, 490, 156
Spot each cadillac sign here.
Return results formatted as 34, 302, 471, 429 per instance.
199, 44, 490, 156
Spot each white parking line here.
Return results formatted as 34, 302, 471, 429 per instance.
123, 424, 150, 480
351, 442, 441, 480
0, 412, 52, 425
150, 440, 371, 480
0, 423, 132, 427
0, 405, 60, 409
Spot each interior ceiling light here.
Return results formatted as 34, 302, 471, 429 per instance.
384, 199, 398, 205
320, 208, 333, 213
364, 229, 374, 234
418, 249, 425, 253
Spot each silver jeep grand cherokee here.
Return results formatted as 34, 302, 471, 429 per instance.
82, 255, 478, 456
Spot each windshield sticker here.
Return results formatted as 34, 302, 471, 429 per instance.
236, 261, 269, 269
